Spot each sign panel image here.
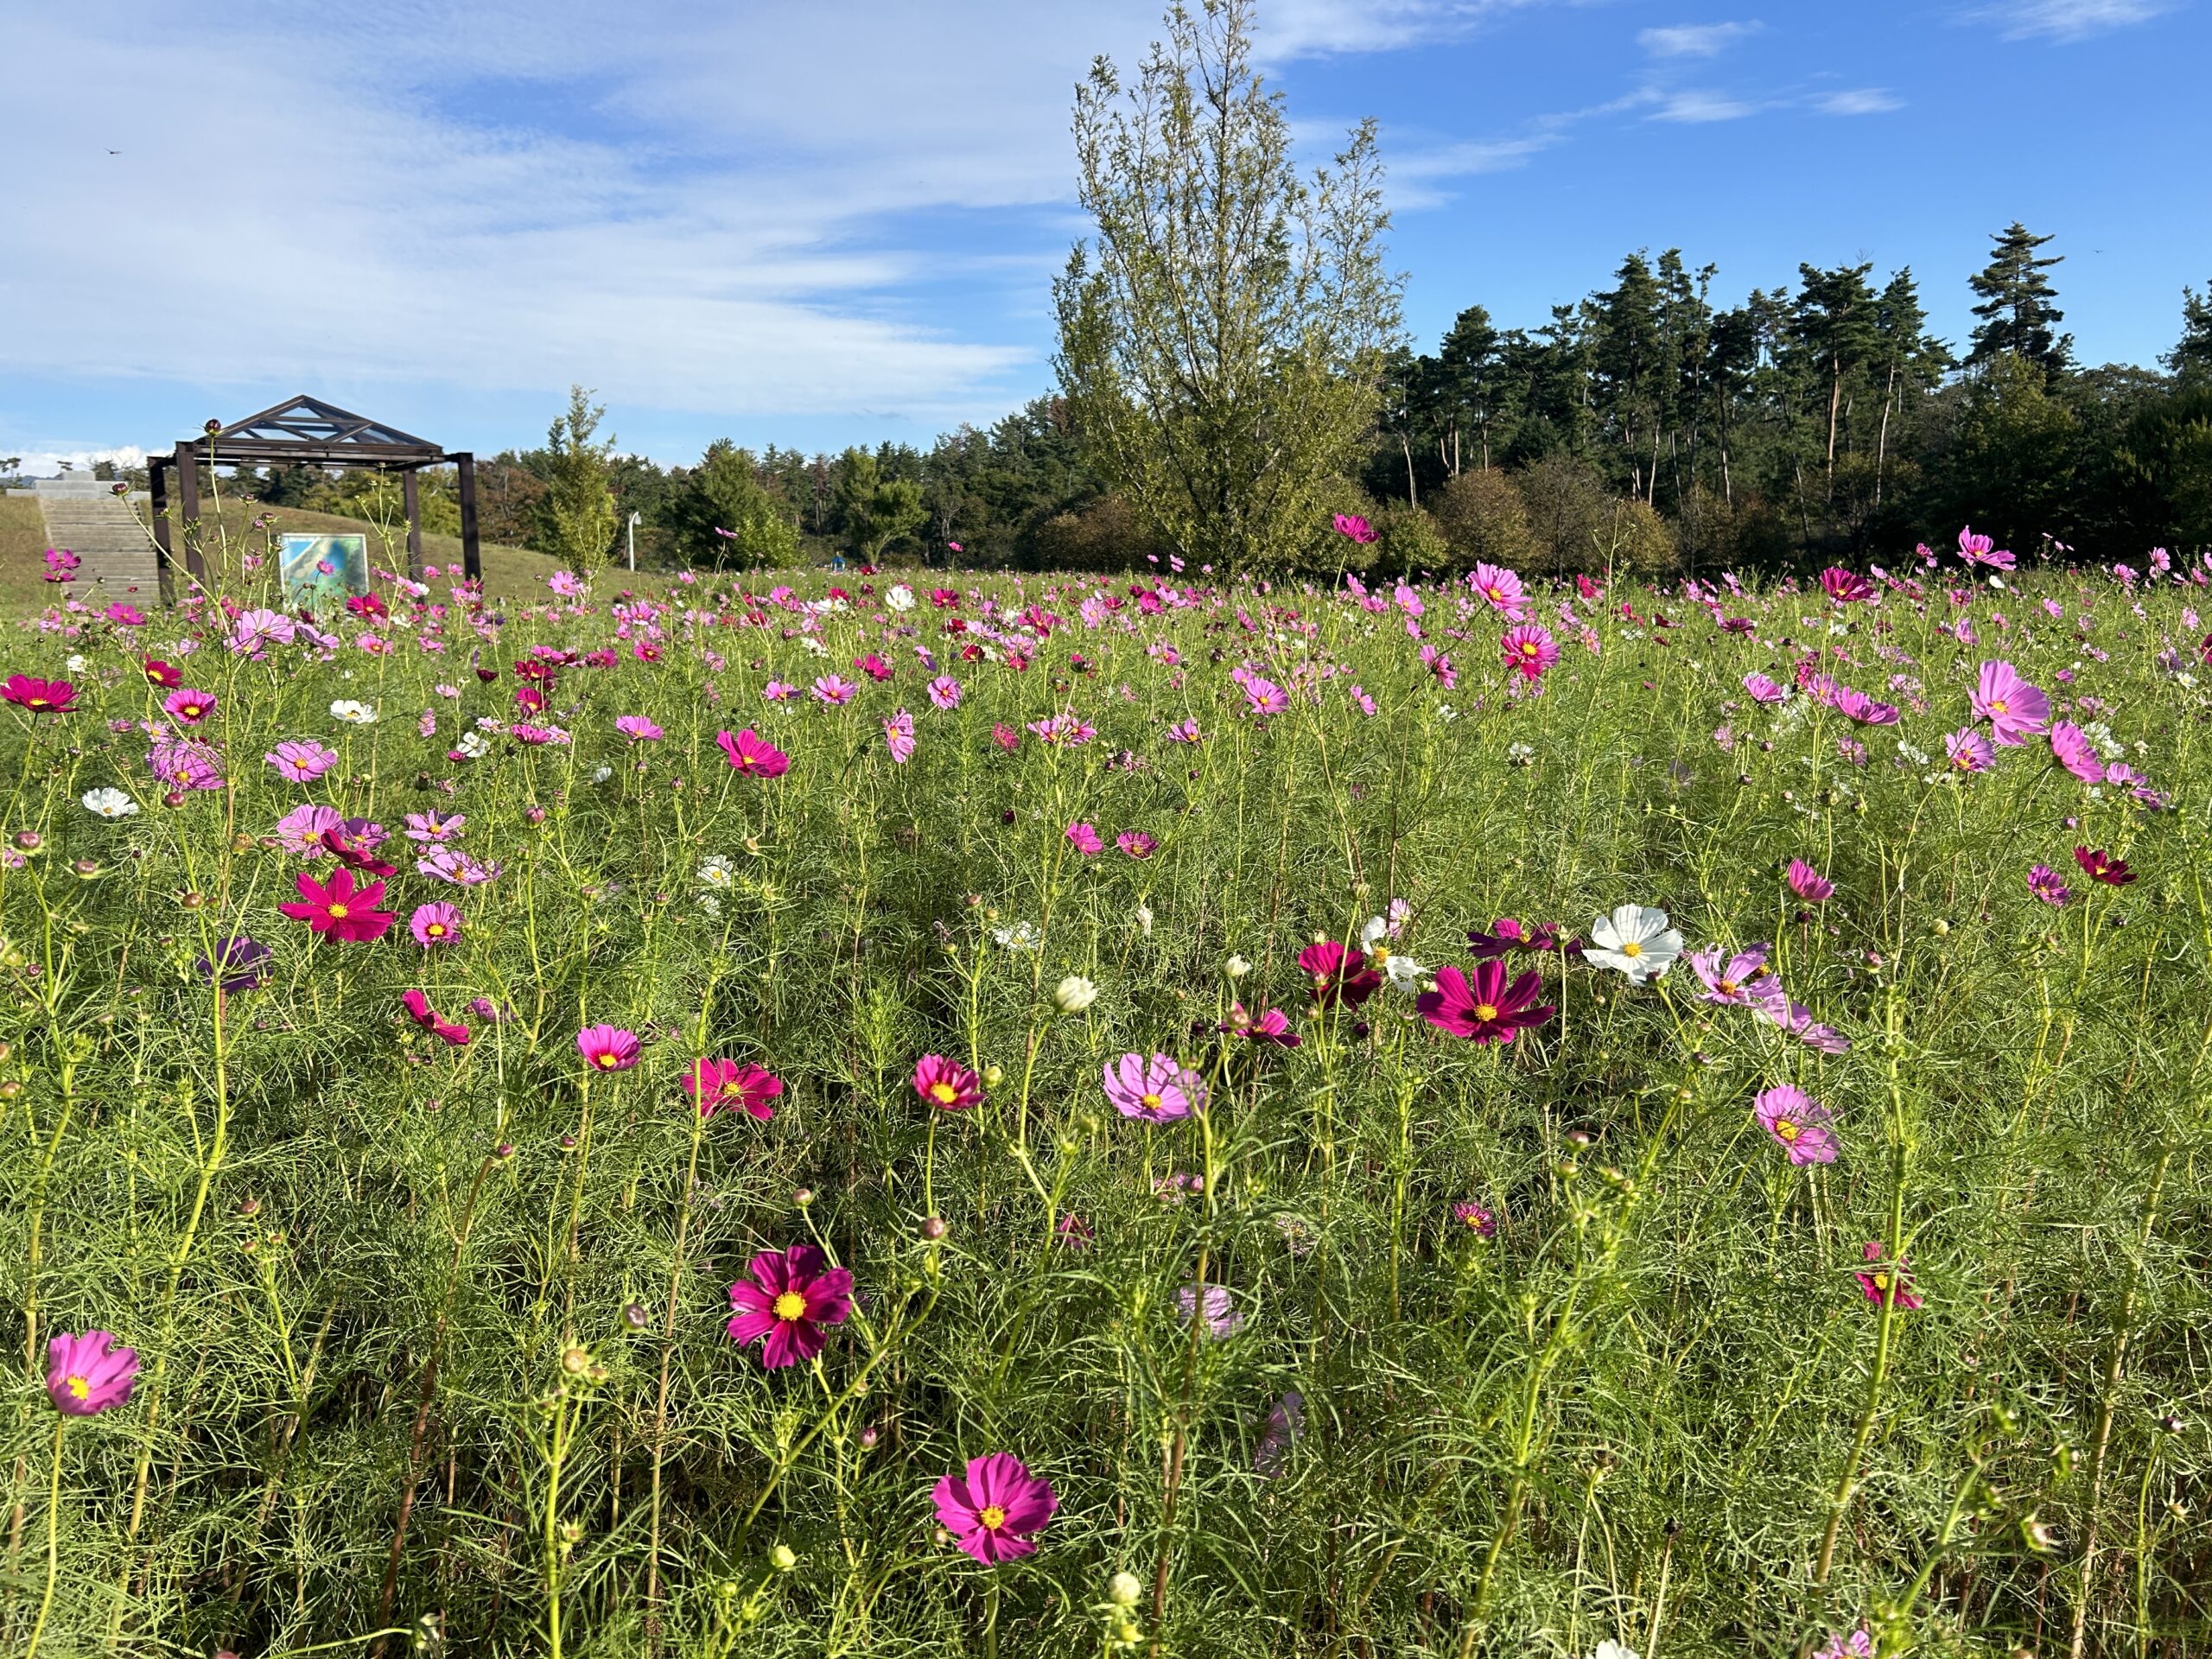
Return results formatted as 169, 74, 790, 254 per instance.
279, 532, 370, 605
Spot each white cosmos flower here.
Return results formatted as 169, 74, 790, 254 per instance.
886, 583, 916, 612
698, 855, 736, 892
1361, 916, 1424, 991
1592, 1643, 1641, 1659
588, 764, 613, 784
453, 729, 491, 760
992, 920, 1040, 952
1585, 904, 1682, 984
81, 787, 138, 818
330, 699, 378, 724
65, 653, 89, 674
1134, 902, 1154, 938
1052, 974, 1098, 1014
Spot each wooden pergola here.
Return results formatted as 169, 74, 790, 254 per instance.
149, 395, 480, 599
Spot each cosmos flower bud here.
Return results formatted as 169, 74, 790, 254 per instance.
1224, 954, 1252, 979
1109, 1571, 1142, 1606
769, 1544, 798, 1573
1053, 975, 1098, 1014
920, 1216, 949, 1241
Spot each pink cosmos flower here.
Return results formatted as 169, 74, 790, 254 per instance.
1690, 944, 1785, 1011
273, 804, 343, 855
1814, 1627, 1874, 1659
1754, 1084, 1837, 1165
913, 1053, 983, 1111
1469, 562, 1527, 619
932, 1453, 1058, 1564
1417, 960, 1554, 1044
277, 867, 395, 942
1820, 567, 1874, 604
1065, 821, 1103, 855
163, 688, 216, 725
400, 988, 471, 1046
148, 737, 225, 790
1971, 661, 2050, 745
1758, 1000, 1852, 1055
1787, 860, 1834, 904
1451, 1201, 1497, 1239
1166, 718, 1202, 743
416, 847, 501, 887
1834, 686, 1899, 725
725, 1243, 853, 1369
1957, 525, 2015, 571
1944, 728, 1994, 773
761, 680, 797, 703
1501, 623, 1559, 681
265, 740, 340, 783
1102, 1052, 1204, 1122
46, 1331, 138, 1415
1332, 512, 1377, 544
2027, 864, 2070, 906
1242, 676, 1289, 716
926, 675, 962, 710
1116, 829, 1156, 859
409, 901, 462, 946
1298, 938, 1381, 1008
1254, 1389, 1305, 1477
2049, 721, 2103, 784
1221, 1002, 1301, 1046
4, 674, 79, 714
1743, 671, 1786, 704
1178, 1283, 1243, 1338
615, 715, 664, 741
883, 709, 916, 764
1855, 1242, 1923, 1310
810, 675, 857, 706
683, 1058, 783, 1121
404, 810, 465, 843
718, 727, 790, 778
577, 1024, 640, 1071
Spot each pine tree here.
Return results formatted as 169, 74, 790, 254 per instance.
1870, 269, 1952, 506
538, 385, 619, 571
1967, 222, 2072, 376
1429, 305, 1503, 474
1789, 262, 1879, 492
2166, 283, 2212, 381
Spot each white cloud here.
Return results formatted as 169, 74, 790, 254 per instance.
1815, 87, 1905, 114
1980, 0, 2171, 40
1651, 90, 1762, 122
7, 448, 149, 480
1638, 21, 1763, 57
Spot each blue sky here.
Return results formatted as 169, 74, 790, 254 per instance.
3, 0, 2204, 474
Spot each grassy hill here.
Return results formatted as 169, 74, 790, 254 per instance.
0, 493, 564, 613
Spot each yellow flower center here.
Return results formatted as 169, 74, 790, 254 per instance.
427, 924, 447, 937
1620, 940, 1643, 957
772, 1291, 807, 1321
1519, 641, 1538, 656
67, 1376, 89, 1401
327, 904, 349, 919
930, 1081, 959, 1104
1776, 1118, 1801, 1141
1872, 1272, 1891, 1292
595, 1053, 620, 1068
978, 1505, 1007, 1531
1989, 698, 2008, 715
1471, 1003, 1499, 1022
1717, 979, 1738, 995
1141, 1093, 1163, 1112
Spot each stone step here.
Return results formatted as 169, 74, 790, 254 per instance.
37, 493, 172, 598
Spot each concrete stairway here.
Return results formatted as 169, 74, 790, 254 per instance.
33, 476, 162, 601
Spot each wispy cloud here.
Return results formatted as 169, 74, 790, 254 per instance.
1815, 87, 1905, 114
1977, 0, 2172, 40
1638, 20, 1763, 57
1650, 89, 1762, 122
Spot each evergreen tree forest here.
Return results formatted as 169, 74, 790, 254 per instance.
249, 226, 2212, 577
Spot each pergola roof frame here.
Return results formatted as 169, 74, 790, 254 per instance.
149, 393, 481, 601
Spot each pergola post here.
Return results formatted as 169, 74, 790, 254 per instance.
174, 441, 206, 588
149, 455, 174, 604
454, 452, 482, 583
402, 468, 424, 581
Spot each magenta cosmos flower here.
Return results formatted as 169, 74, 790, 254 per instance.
913, 1053, 983, 1111
717, 728, 789, 778
47, 1330, 139, 1415
1116, 829, 1156, 859
1500, 623, 1559, 681
1417, 960, 1553, 1045
1450, 1201, 1497, 1239
1944, 728, 1994, 773
683, 1058, 783, 1121
400, 989, 471, 1046
409, 901, 463, 946
1786, 859, 1834, 904
2027, 864, 2070, 906
1971, 660, 2050, 746
1102, 1052, 1204, 1123
725, 1243, 854, 1368
1221, 1003, 1301, 1046
1298, 938, 1381, 1008
3, 675, 78, 715
277, 867, 395, 942
577, 1024, 640, 1071
933, 1453, 1058, 1564
1064, 821, 1103, 855
1855, 1242, 1923, 1310
162, 687, 217, 725
615, 715, 664, 741
1753, 1084, 1837, 1165
1819, 567, 1874, 603
1332, 512, 1377, 544
2049, 721, 2104, 784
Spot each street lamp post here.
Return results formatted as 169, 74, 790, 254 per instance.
626, 511, 640, 573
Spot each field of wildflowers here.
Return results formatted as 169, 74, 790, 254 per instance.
1, 524, 2206, 1658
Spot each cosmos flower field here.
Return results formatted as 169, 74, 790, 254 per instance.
2, 529, 2207, 1658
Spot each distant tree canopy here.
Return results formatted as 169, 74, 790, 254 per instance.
221, 236, 2212, 578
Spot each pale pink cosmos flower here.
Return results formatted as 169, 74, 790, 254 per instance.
1743, 672, 1786, 705
1102, 1052, 1204, 1122
1754, 1084, 1838, 1165
882, 709, 915, 764
810, 674, 857, 706
1971, 661, 2050, 745
926, 675, 962, 710
1689, 944, 1785, 1012
404, 810, 465, 843
265, 740, 339, 783
417, 847, 502, 887
1944, 728, 1995, 773
1178, 1283, 1243, 1338
1065, 821, 1103, 855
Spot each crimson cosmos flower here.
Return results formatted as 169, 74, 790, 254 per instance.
2074, 845, 2137, 887
1855, 1242, 1923, 1311
725, 1243, 853, 1368
143, 658, 182, 688
1417, 960, 1554, 1045
3, 674, 77, 714
277, 867, 396, 942
683, 1058, 783, 1121
1297, 938, 1380, 1007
